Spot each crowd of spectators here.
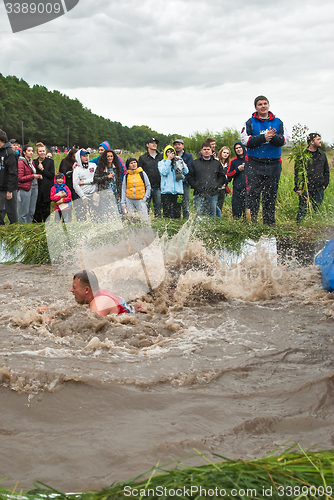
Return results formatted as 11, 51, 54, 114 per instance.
0, 95, 331, 226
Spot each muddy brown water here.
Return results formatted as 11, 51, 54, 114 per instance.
1, 236, 334, 491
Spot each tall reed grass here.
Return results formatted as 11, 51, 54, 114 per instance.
1, 446, 333, 500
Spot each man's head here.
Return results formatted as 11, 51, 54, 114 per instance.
206, 137, 216, 151
307, 133, 321, 149
10, 138, 18, 153
173, 139, 184, 154
234, 143, 244, 158
254, 95, 269, 118
98, 141, 111, 155
71, 270, 99, 304
0, 129, 8, 148
146, 138, 158, 152
201, 142, 213, 160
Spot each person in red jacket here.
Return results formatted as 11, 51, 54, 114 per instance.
70, 270, 134, 316
50, 172, 72, 222
18, 145, 42, 223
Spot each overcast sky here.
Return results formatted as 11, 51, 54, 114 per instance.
1, 0, 334, 142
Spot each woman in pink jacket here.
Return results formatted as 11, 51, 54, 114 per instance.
18, 145, 42, 223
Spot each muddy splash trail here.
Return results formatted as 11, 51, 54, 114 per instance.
1, 230, 334, 491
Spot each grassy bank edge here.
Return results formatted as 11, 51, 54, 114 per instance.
0, 216, 333, 265
1, 446, 334, 499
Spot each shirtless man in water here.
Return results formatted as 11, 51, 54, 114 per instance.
70, 270, 133, 317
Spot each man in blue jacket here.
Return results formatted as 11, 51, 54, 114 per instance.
241, 95, 288, 225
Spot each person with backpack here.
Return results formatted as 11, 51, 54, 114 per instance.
121, 157, 151, 219
158, 145, 188, 219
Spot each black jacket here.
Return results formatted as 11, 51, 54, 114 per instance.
0, 142, 18, 192
138, 151, 163, 189
34, 157, 55, 202
226, 142, 247, 191
294, 149, 329, 192
187, 156, 226, 196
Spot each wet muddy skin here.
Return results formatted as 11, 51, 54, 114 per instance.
1, 240, 334, 490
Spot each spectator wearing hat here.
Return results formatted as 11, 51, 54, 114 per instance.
158, 145, 188, 219
90, 140, 127, 176
73, 149, 97, 221
173, 139, 193, 219
138, 138, 163, 217
10, 139, 20, 157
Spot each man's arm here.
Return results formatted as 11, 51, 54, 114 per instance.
6, 153, 17, 193
186, 162, 197, 190
90, 296, 118, 316
137, 154, 145, 169
73, 168, 86, 199
227, 159, 242, 180
241, 118, 280, 149
270, 120, 287, 147
241, 119, 266, 149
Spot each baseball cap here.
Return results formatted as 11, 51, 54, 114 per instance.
80, 150, 89, 155
146, 137, 159, 144
173, 139, 184, 145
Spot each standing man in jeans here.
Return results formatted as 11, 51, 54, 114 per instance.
241, 95, 288, 225
187, 142, 226, 217
173, 139, 193, 219
138, 138, 163, 217
294, 133, 329, 222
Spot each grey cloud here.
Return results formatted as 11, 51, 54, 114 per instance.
0, 0, 333, 91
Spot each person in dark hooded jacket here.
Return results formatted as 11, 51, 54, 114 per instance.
0, 130, 18, 225
226, 142, 247, 219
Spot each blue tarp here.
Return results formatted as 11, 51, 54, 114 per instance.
314, 239, 334, 292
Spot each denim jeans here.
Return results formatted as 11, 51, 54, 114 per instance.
194, 195, 218, 217
146, 187, 161, 218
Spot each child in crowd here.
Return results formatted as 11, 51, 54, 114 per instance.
121, 157, 151, 219
158, 145, 188, 218
50, 172, 72, 222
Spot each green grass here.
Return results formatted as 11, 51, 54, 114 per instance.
1, 446, 334, 499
